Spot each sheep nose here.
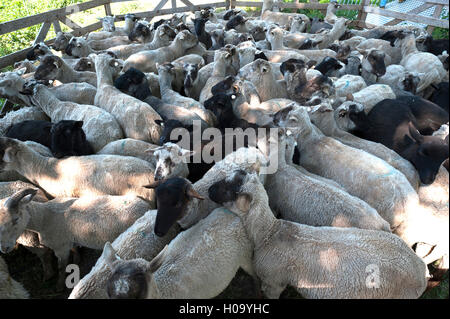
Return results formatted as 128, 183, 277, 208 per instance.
154, 168, 164, 181
154, 230, 165, 237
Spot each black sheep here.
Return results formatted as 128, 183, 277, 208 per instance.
348, 99, 448, 185
6, 120, 94, 158
114, 67, 151, 101
430, 82, 449, 113
193, 18, 212, 49
396, 95, 449, 135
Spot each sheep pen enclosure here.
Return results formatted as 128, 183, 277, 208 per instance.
0, 0, 449, 300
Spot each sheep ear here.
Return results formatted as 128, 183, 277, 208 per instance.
75, 121, 83, 128
103, 242, 119, 270
428, 120, 442, 132
273, 105, 294, 125
408, 122, 424, 143
236, 193, 252, 213
149, 245, 168, 273
250, 161, 261, 174
2, 146, 16, 163
144, 179, 163, 189
186, 186, 205, 200
180, 148, 195, 158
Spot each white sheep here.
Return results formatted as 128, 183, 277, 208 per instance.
199, 50, 235, 103
261, 0, 310, 30
333, 74, 367, 98
0, 137, 156, 202
264, 130, 390, 231
0, 70, 97, 106
275, 105, 420, 232
157, 63, 215, 126
97, 138, 158, 162
93, 53, 162, 144
123, 30, 199, 73
178, 147, 267, 230
238, 59, 288, 101
213, 171, 427, 299
0, 140, 53, 183
310, 101, 420, 190
108, 24, 175, 60
104, 206, 254, 299
398, 32, 447, 94
346, 84, 396, 113
69, 209, 179, 298
86, 15, 134, 41
0, 188, 152, 287
0, 180, 56, 281
34, 55, 97, 87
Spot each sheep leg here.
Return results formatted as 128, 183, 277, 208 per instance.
55, 250, 71, 291
24, 246, 56, 281
261, 281, 285, 299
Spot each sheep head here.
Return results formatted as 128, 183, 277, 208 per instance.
34, 55, 63, 81
128, 22, 151, 43
174, 30, 199, 50
52, 32, 73, 51
0, 188, 37, 254
334, 101, 364, 132
146, 143, 194, 181
105, 242, 170, 299
358, 48, 387, 78
26, 43, 51, 61
0, 70, 32, 105
98, 16, 116, 32
145, 177, 204, 237
208, 170, 261, 215
104, 242, 153, 299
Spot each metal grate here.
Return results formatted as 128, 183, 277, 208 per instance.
365, 0, 449, 27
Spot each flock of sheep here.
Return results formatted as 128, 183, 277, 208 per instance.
0, 0, 449, 299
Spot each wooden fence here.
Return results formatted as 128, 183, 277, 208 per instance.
0, 0, 448, 70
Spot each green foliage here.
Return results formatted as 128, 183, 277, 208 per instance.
0, 1, 85, 60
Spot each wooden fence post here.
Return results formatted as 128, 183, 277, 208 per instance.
231, 0, 235, 9
33, 21, 51, 45
104, 3, 112, 16
427, 4, 443, 33
358, 0, 371, 28
53, 21, 62, 34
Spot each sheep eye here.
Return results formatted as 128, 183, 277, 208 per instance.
338, 111, 346, 118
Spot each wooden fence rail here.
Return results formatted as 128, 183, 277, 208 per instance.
0, 0, 448, 70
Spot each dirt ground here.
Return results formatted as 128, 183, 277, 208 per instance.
1, 245, 447, 299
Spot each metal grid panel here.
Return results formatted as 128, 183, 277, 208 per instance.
365, 0, 448, 27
